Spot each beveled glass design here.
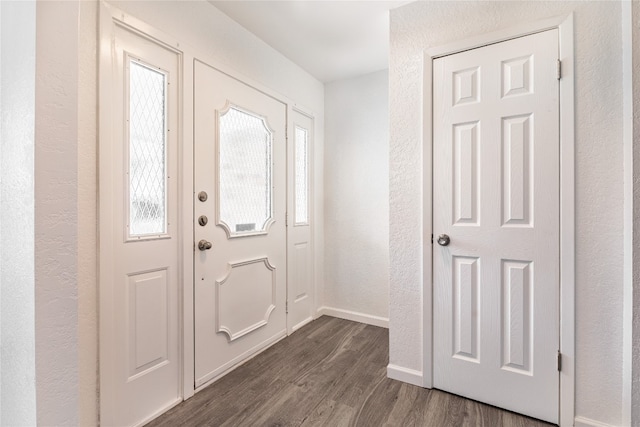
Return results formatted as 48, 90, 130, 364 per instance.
218, 105, 273, 236
294, 126, 309, 225
128, 60, 167, 237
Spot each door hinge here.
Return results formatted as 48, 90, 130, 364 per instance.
286, 300, 289, 314
557, 351, 562, 371
557, 59, 562, 80
285, 212, 288, 226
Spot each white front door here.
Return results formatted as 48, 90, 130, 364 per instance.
100, 21, 181, 426
194, 60, 288, 388
433, 29, 560, 423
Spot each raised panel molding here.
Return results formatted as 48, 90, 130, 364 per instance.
127, 269, 169, 379
452, 256, 480, 362
294, 242, 309, 301
453, 122, 480, 225
502, 55, 533, 98
453, 67, 480, 106
215, 257, 276, 341
501, 260, 533, 374
502, 114, 533, 227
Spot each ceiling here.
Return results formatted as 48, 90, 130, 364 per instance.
209, 0, 412, 83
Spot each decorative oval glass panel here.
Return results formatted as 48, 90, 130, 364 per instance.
218, 105, 273, 237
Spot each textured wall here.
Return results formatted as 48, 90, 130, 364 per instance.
324, 70, 389, 321
34, 2, 80, 425
389, 2, 625, 425
78, 1, 99, 425
108, 0, 324, 113
0, 2, 37, 425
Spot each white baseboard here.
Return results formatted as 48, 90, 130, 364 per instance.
386, 364, 424, 387
574, 416, 618, 427
290, 316, 314, 333
316, 306, 389, 328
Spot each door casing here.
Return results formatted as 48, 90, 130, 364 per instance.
421, 14, 575, 427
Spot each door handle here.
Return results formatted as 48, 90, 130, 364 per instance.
437, 234, 450, 246
198, 239, 212, 251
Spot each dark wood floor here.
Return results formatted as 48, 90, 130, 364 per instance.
148, 316, 553, 427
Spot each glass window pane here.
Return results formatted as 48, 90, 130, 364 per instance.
128, 60, 167, 237
294, 126, 309, 225
218, 106, 273, 236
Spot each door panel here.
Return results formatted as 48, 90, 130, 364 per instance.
287, 111, 315, 332
433, 29, 559, 423
194, 60, 287, 388
101, 23, 181, 427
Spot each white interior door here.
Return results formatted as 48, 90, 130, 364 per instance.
433, 29, 560, 423
194, 60, 287, 388
100, 22, 181, 427
287, 110, 315, 332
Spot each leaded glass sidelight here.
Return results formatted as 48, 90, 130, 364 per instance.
128, 60, 168, 237
294, 126, 309, 225
218, 105, 273, 237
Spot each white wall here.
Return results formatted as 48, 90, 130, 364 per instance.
108, 0, 324, 114
70, 1, 326, 425
389, 2, 626, 426
0, 1, 37, 425
35, 2, 80, 425
323, 70, 389, 325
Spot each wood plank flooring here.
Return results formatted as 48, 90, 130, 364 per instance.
147, 316, 554, 427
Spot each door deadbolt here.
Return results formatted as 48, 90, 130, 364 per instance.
198, 191, 208, 202
198, 215, 208, 226
437, 234, 451, 246
198, 240, 212, 251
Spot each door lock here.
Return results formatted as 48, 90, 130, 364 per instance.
198, 191, 208, 202
198, 215, 208, 226
198, 239, 212, 251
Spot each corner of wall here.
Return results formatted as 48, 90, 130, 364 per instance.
77, 0, 100, 425
0, 1, 37, 424
34, 1, 81, 425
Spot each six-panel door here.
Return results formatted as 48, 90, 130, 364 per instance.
433, 29, 560, 423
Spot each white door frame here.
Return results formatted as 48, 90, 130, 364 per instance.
100, 3, 320, 412
421, 14, 575, 427
99, 4, 186, 424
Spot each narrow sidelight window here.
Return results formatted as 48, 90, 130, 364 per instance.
128, 59, 168, 237
294, 126, 309, 225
